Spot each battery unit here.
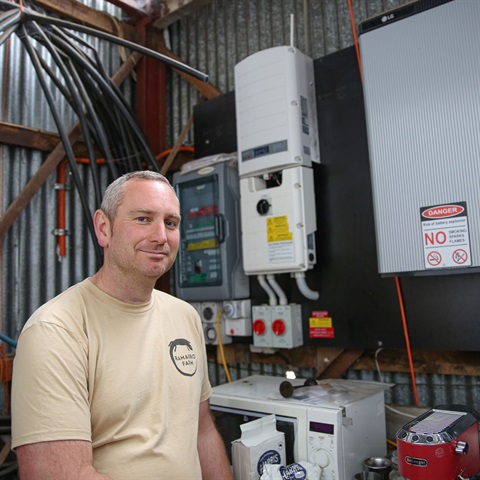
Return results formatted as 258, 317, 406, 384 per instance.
173, 161, 249, 301
359, 0, 480, 276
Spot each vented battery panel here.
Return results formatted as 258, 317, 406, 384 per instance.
359, 0, 480, 276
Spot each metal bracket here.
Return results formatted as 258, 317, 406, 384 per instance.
51, 228, 70, 236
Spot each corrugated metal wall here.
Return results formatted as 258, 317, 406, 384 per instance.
1, 0, 478, 412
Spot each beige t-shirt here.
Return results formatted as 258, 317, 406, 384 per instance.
12, 279, 212, 480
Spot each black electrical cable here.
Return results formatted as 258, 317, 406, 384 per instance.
0, 9, 20, 46
35, 50, 120, 181
0, 0, 186, 175
23, 7, 209, 82
0, 0, 208, 81
0, 7, 19, 29
69, 69, 137, 173
43, 24, 152, 175
48, 26, 123, 176
45, 30, 160, 171
56, 57, 122, 178
0, 0, 198, 267
62, 56, 118, 190
19, 24, 102, 265
30, 22, 103, 206
53, 25, 125, 104
0, 22, 18, 46
75, 66, 156, 172
55, 57, 103, 205
36, 54, 72, 100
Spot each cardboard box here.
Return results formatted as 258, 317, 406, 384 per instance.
232, 414, 286, 480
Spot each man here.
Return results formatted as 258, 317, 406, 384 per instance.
11, 171, 234, 480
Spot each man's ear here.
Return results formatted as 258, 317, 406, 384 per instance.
93, 209, 111, 248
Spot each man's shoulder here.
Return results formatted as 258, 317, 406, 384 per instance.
22, 279, 93, 330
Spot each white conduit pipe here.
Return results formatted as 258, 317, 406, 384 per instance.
294, 272, 319, 301
266, 274, 288, 306
257, 274, 278, 306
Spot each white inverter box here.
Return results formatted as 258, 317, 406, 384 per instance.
235, 46, 320, 179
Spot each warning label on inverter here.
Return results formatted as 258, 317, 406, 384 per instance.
421, 202, 472, 269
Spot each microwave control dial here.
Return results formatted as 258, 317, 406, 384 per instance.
311, 448, 331, 468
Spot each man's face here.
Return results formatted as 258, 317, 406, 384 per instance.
102, 178, 181, 280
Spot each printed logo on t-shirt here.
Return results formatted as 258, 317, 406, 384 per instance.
168, 338, 198, 376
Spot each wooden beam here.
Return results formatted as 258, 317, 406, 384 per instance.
352, 349, 480, 376
316, 349, 365, 380
100, 0, 149, 19
209, 345, 480, 378
32, 0, 137, 41
0, 52, 142, 241
0, 121, 94, 157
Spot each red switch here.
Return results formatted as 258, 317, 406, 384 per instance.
253, 319, 266, 335
272, 319, 286, 336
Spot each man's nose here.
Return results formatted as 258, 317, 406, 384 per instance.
150, 221, 168, 243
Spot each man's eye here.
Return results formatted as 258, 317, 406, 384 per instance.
136, 217, 150, 223
166, 220, 179, 229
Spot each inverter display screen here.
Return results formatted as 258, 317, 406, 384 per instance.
177, 174, 222, 288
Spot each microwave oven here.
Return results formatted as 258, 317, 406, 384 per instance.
210, 375, 390, 480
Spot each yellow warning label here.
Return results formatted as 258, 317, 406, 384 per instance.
267, 216, 289, 227
268, 232, 293, 242
266, 216, 292, 242
309, 317, 332, 328
187, 239, 218, 251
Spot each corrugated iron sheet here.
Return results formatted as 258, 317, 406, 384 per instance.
1, 0, 477, 414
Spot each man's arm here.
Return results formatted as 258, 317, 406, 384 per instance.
197, 400, 234, 480
16, 440, 113, 480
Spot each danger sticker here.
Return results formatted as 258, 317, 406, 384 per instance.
421, 202, 472, 269
309, 312, 334, 338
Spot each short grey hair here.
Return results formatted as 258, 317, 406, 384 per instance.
100, 171, 177, 222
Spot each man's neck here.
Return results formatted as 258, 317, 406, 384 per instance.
90, 268, 156, 304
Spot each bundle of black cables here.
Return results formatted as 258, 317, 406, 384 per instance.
0, 0, 208, 265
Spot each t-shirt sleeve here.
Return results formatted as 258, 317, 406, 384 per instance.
11, 322, 92, 449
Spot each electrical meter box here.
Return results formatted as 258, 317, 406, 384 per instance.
235, 45, 320, 179
173, 161, 250, 301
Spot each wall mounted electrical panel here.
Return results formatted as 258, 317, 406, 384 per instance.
190, 301, 232, 346
235, 45, 320, 179
223, 299, 252, 336
359, 0, 480, 276
252, 304, 303, 349
235, 45, 319, 278
173, 161, 250, 300
240, 166, 317, 275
